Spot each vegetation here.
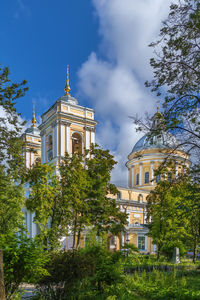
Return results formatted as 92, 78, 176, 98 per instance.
32, 246, 200, 300
26, 146, 127, 250
0, 65, 28, 299
146, 0, 200, 155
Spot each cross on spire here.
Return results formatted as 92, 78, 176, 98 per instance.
64, 65, 71, 96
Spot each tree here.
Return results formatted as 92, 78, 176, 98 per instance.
85, 145, 127, 238
0, 65, 28, 299
3, 233, 48, 300
175, 178, 200, 263
147, 178, 186, 260
145, 0, 200, 155
59, 152, 90, 250
26, 163, 67, 249
27, 145, 127, 250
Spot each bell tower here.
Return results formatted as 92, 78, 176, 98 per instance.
39, 67, 97, 165
21, 104, 41, 168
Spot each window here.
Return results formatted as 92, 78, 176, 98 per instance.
35, 157, 41, 164
47, 135, 53, 161
72, 132, 82, 154
144, 172, 149, 184
138, 194, 143, 203
138, 236, 146, 251
136, 173, 139, 185
156, 174, 160, 183
48, 135, 53, 150
117, 191, 122, 199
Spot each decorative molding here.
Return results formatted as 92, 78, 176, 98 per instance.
84, 126, 96, 132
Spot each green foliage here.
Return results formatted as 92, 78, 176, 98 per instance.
59, 152, 90, 250
145, 0, 200, 155
175, 178, 200, 263
2, 233, 48, 300
35, 250, 200, 300
0, 64, 28, 239
35, 245, 123, 299
0, 168, 25, 241
147, 170, 200, 263
0, 65, 27, 178
119, 270, 200, 300
147, 178, 187, 260
0, 65, 28, 299
27, 145, 127, 250
26, 163, 65, 249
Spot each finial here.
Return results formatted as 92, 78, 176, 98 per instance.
32, 102, 36, 127
156, 100, 160, 113
64, 65, 71, 96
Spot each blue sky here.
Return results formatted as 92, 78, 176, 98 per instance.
1, 0, 98, 117
1, 0, 172, 185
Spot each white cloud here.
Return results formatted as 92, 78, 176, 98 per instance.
78, 0, 172, 186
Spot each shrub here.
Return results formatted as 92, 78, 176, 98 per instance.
3, 233, 48, 300
35, 245, 124, 299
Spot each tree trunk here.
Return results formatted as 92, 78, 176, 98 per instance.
157, 244, 160, 261
76, 229, 81, 250
72, 215, 77, 250
0, 249, 5, 300
193, 241, 197, 264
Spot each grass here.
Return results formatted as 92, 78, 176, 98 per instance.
107, 269, 200, 300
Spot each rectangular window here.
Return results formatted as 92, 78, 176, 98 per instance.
136, 174, 139, 185
138, 236, 146, 250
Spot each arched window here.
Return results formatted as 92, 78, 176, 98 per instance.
35, 157, 41, 164
145, 172, 149, 184
138, 194, 143, 203
72, 132, 82, 154
136, 173, 139, 185
48, 135, 53, 150
156, 174, 160, 183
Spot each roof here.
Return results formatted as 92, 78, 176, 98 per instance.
131, 132, 182, 154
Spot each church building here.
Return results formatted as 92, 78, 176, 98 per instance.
22, 69, 190, 252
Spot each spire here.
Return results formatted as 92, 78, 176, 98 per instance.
32, 102, 36, 127
64, 65, 71, 96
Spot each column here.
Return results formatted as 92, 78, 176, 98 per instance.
30, 152, 34, 166
151, 161, 154, 186
132, 167, 134, 188
128, 168, 131, 188
143, 208, 147, 224
60, 124, 65, 157
54, 125, 58, 158
26, 211, 31, 235
25, 152, 29, 168
121, 232, 125, 247
139, 163, 143, 186
32, 212, 37, 238
41, 134, 46, 164
66, 124, 70, 154
91, 131, 95, 145
52, 125, 55, 158
85, 129, 90, 150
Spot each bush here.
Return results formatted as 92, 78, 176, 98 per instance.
35, 245, 124, 299
3, 233, 48, 300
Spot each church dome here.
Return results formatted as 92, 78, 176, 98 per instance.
25, 126, 40, 136
131, 132, 181, 154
